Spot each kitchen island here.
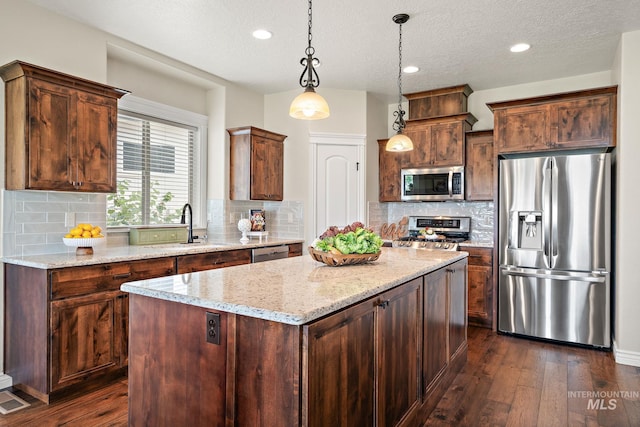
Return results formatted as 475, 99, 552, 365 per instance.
122, 247, 468, 426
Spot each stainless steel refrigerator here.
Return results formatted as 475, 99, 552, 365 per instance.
498, 152, 611, 348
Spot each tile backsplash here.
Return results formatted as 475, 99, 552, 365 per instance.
207, 199, 304, 242
2, 190, 305, 257
368, 201, 495, 242
2, 190, 107, 257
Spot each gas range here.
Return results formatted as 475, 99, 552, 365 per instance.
391, 216, 470, 251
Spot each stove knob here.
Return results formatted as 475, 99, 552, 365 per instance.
435, 243, 441, 248
443, 243, 450, 249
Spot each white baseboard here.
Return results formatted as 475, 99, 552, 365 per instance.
0, 374, 12, 389
613, 340, 640, 367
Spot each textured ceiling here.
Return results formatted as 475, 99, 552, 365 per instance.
26, 0, 640, 100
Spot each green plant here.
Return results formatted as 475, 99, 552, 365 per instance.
107, 179, 182, 226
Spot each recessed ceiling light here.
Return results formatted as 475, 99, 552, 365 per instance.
403, 65, 419, 74
510, 43, 530, 53
252, 29, 272, 40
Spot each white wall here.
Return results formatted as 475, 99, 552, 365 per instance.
366, 94, 389, 203
612, 30, 640, 364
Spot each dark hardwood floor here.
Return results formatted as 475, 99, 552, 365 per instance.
0, 327, 638, 426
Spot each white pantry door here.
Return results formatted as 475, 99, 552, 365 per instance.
311, 134, 365, 239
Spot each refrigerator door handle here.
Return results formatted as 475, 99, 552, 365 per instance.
550, 157, 559, 267
542, 158, 552, 268
501, 266, 607, 283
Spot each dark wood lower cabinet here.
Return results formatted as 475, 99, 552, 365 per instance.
377, 278, 422, 426
4, 258, 175, 403
464, 246, 494, 328
423, 267, 448, 392
303, 295, 376, 426
127, 260, 467, 426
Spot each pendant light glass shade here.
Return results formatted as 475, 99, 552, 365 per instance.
386, 133, 414, 152
289, 87, 330, 119
290, 0, 329, 120
386, 13, 413, 152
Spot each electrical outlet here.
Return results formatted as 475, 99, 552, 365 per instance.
206, 312, 220, 345
65, 212, 76, 227
230, 212, 235, 223
288, 213, 294, 223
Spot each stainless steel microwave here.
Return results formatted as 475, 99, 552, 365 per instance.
401, 166, 464, 201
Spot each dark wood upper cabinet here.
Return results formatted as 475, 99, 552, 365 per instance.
488, 86, 617, 154
0, 61, 128, 192
378, 138, 406, 202
227, 126, 287, 201
405, 84, 473, 120
403, 113, 477, 168
465, 130, 494, 201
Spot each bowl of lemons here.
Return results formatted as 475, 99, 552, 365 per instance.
63, 223, 105, 255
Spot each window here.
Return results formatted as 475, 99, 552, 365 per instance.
107, 96, 207, 228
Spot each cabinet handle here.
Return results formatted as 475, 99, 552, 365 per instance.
446, 268, 455, 273
113, 273, 132, 279
378, 300, 390, 309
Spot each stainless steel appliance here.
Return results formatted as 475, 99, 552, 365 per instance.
401, 166, 464, 201
498, 152, 611, 348
251, 245, 289, 263
392, 216, 470, 251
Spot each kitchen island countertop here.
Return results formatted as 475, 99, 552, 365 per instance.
1, 237, 304, 269
122, 247, 467, 325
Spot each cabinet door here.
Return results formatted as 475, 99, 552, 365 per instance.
76, 91, 117, 192
423, 266, 448, 392
403, 124, 432, 167
551, 95, 614, 149
448, 260, 468, 359
431, 121, 464, 166
27, 79, 76, 191
377, 277, 422, 427
115, 293, 129, 367
50, 291, 121, 391
495, 104, 551, 153
465, 131, 494, 201
378, 139, 404, 202
251, 136, 283, 200
466, 247, 493, 328
303, 297, 377, 426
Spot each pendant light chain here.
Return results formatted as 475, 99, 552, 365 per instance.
306, 0, 313, 55
397, 21, 403, 110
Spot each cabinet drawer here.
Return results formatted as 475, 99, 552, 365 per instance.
177, 249, 251, 273
463, 247, 493, 266
288, 243, 303, 257
50, 258, 176, 300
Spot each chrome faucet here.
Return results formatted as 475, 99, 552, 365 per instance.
180, 203, 197, 243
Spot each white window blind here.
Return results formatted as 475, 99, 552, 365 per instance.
107, 111, 195, 226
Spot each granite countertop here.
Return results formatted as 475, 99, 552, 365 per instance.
122, 247, 468, 325
1, 237, 304, 269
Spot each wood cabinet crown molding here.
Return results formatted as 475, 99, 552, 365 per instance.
486, 85, 617, 111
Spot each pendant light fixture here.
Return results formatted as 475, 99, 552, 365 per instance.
289, 0, 330, 120
386, 13, 413, 152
